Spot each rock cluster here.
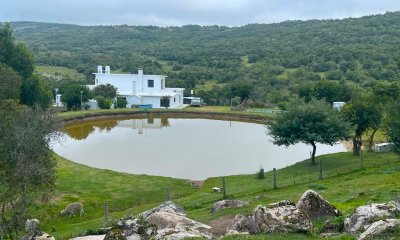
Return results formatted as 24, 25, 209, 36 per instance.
23, 219, 55, 240
228, 190, 341, 235
344, 200, 400, 239
104, 201, 212, 240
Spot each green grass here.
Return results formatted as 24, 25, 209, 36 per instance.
194, 80, 227, 92
33, 150, 400, 239
35, 65, 86, 80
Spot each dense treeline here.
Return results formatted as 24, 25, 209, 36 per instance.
5, 11, 400, 106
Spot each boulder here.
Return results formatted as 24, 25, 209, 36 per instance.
296, 190, 341, 220
146, 211, 212, 239
211, 199, 249, 213
23, 219, 55, 240
140, 201, 185, 219
344, 201, 400, 233
72, 235, 106, 240
228, 204, 312, 234
253, 204, 312, 233
358, 219, 400, 240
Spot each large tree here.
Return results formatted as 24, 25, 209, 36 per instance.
341, 93, 382, 155
92, 83, 117, 99
0, 105, 60, 239
61, 84, 92, 110
268, 98, 351, 165
383, 101, 400, 155
0, 64, 21, 101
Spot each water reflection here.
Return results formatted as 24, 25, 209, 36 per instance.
54, 117, 346, 180
64, 117, 170, 139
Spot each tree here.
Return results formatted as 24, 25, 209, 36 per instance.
268, 98, 351, 165
61, 84, 91, 110
20, 74, 53, 109
160, 96, 171, 108
341, 93, 381, 155
0, 64, 21, 101
383, 101, 400, 155
92, 84, 117, 99
0, 105, 60, 239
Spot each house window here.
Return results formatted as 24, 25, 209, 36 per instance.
148, 80, 154, 88
174, 97, 176, 102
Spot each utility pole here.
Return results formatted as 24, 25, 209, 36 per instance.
80, 91, 83, 111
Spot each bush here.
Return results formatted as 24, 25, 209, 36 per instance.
116, 97, 127, 108
95, 95, 112, 109
257, 167, 265, 179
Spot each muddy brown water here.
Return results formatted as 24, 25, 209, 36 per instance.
52, 117, 346, 180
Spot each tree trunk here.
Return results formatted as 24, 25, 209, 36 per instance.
353, 135, 362, 155
368, 128, 378, 152
311, 142, 317, 165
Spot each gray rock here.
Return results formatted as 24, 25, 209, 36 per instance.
267, 200, 295, 208
72, 235, 106, 240
296, 190, 341, 220
23, 219, 55, 240
358, 219, 400, 240
140, 201, 185, 219
253, 204, 312, 233
344, 201, 400, 233
228, 204, 312, 234
146, 211, 212, 239
211, 199, 249, 213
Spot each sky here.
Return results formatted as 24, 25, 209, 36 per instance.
1, 0, 400, 26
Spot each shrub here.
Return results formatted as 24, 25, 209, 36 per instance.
116, 97, 127, 108
95, 95, 112, 109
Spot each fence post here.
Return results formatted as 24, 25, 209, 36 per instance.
165, 187, 171, 201
104, 202, 109, 226
222, 177, 227, 199
319, 159, 323, 180
273, 168, 277, 189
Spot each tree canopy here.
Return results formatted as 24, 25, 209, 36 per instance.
268, 98, 352, 165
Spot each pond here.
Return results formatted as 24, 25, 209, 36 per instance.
52, 117, 346, 180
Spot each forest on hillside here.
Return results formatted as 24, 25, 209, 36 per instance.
6, 11, 400, 106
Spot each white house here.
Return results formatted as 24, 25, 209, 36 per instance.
89, 66, 184, 109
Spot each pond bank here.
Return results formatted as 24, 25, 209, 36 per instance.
60, 107, 274, 125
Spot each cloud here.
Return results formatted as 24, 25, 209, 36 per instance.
0, 0, 399, 26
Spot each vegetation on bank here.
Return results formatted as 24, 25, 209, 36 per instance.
31, 151, 399, 239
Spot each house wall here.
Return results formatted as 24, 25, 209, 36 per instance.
141, 76, 165, 92
95, 74, 135, 95
141, 96, 161, 108
169, 91, 184, 109
126, 95, 142, 107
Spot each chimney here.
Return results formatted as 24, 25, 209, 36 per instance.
97, 65, 103, 74
138, 68, 144, 91
105, 66, 110, 74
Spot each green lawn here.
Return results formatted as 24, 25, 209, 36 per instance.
35, 65, 86, 81
33, 150, 400, 239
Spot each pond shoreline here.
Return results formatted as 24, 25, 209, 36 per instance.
61, 109, 271, 125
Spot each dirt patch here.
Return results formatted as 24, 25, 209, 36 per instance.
208, 215, 236, 236
341, 140, 353, 152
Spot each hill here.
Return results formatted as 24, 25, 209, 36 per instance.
5, 12, 400, 105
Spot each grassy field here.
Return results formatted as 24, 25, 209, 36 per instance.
35, 65, 86, 81
33, 150, 400, 239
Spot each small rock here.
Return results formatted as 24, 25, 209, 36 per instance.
358, 219, 400, 240
72, 235, 106, 240
296, 190, 341, 220
211, 199, 249, 213
212, 187, 222, 192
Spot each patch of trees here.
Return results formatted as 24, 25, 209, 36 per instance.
6, 11, 400, 106
0, 24, 60, 239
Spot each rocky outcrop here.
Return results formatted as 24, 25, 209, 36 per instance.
147, 212, 212, 239
23, 219, 55, 240
358, 219, 400, 240
211, 199, 249, 213
296, 190, 341, 220
227, 202, 312, 234
139, 201, 185, 218
344, 201, 400, 233
104, 201, 212, 240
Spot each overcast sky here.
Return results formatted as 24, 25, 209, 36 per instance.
1, 0, 400, 26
